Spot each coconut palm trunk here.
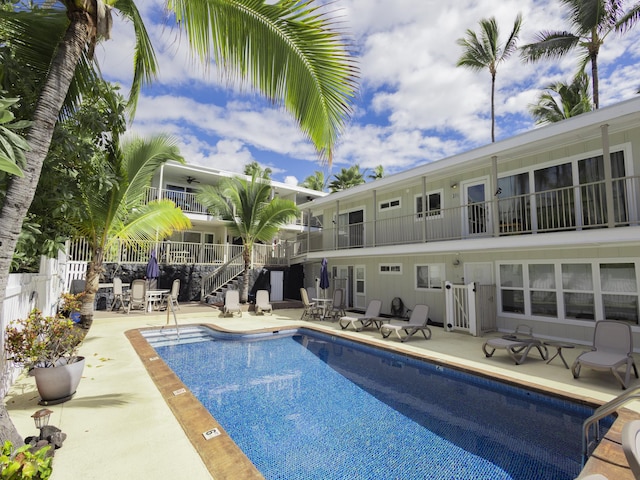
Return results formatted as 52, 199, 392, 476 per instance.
242, 244, 252, 303
0, 14, 91, 327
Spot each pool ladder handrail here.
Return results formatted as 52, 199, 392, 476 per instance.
582, 385, 640, 466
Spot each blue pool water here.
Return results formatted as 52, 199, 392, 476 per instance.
148, 327, 605, 480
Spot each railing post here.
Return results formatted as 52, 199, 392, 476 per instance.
491, 156, 500, 237
372, 189, 377, 247
601, 124, 616, 228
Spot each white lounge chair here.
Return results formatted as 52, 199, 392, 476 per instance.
126, 279, 147, 314
326, 288, 346, 321
623, 419, 640, 478
111, 277, 127, 311
339, 300, 383, 331
161, 279, 180, 311
482, 325, 548, 365
380, 304, 431, 342
255, 290, 272, 315
300, 288, 320, 320
223, 290, 242, 317
571, 320, 639, 389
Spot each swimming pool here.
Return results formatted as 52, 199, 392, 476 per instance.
145, 326, 606, 480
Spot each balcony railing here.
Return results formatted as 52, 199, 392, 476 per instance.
292, 175, 640, 255
67, 239, 291, 267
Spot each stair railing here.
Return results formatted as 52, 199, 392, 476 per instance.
200, 252, 245, 302
581, 385, 640, 466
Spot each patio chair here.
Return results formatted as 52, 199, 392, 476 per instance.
300, 288, 320, 321
224, 290, 242, 317
326, 288, 346, 321
482, 325, 548, 365
339, 299, 383, 331
623, 419, 640, 478
571, 320, 639, 390
127, 279, 147, 314
110, 277, 128, 311
255, 290, 273, 315
161, 279, 180, 311
380, 304, 431, 342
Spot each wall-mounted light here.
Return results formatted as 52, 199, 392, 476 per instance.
451, 182, 458, 190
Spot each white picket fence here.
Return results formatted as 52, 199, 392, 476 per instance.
0, 255, 67, 397
444, 282, 497, 336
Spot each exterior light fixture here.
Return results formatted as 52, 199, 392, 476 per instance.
32, 408, 53, 429
450, 182, 458, 189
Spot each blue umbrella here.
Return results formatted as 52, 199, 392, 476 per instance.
146, 250, 160, 289
319, 258, 330, 296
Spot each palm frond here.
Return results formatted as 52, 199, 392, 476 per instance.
520, 31, 580, 61
112, 0, 159, 117
166, 0, 358, 163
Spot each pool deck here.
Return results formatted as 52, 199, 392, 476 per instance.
5, 303, 640, 479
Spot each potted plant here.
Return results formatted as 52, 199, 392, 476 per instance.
57, 292, 84, 324
5, 309, 85, 405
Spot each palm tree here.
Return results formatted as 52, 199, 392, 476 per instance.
521, 0, 640, 109
529, 72, 593, 125
456, 14, 523, 143
368, 165, 384, 180
244, 160, 272, 179
329, 165, 366, 192
301, 170, 328, 192
196, 172, 299, 303
0, 0, 357, 336
71, 135, 191, 330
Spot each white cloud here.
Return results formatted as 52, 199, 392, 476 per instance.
97, 0, 640, 183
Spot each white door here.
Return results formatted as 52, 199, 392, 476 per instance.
270, 271, 284, 301
464, 262, 494, 285
463, 179, 491, 236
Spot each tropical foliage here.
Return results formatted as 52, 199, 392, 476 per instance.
4, 309, 83, 369
368, 165, 384, 180
70, 135, 191, 330
329, 165, 366, 192
197, 172, 299, 303
529, 72, 593, 125
244, 161, 272, 179
520, 0, 640, 109
0, 95, 29, 178
457, 14, 522, 143
301, 170, 328, 192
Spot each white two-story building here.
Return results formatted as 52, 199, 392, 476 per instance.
292, 96, 640, 346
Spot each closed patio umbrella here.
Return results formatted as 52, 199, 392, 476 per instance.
146, 250, 159, 290
320, 258, 330, 298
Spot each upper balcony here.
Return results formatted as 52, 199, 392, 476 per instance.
292, 175, 640, 255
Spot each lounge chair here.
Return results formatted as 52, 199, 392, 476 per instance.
300, 288, 320, 320
255, 290, 273, 315
110, 277, 127, 311
380, 304, 431, 342
326, 288, 346, 321
126, 279, 147, 314
223, 290, 242, 317
623, 419, 640, 478
161, 279, 180, 311
339, 300, 383, 331
571, 320, 638, 390
482, 325, 548, 365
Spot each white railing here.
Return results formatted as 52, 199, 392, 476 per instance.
444, 282, 496, 337
200, 251, 245, 300
291, 175, 640, 255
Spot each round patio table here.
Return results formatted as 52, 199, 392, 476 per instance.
544, 341, 575, 369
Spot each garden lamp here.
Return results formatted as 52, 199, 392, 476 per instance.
31, 408, 53, 432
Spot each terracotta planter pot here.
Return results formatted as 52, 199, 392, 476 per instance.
32, 357, 85, 406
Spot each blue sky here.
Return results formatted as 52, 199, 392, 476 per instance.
97, 0, 640, 188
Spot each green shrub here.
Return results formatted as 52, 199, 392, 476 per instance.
0, 441, 52, 479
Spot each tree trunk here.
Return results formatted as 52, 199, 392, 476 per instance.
0, 14, 92, 445
80, 248, 103, 330
242, 245, 251, 303
491, 74, 496, 143
590, 53, 599, 109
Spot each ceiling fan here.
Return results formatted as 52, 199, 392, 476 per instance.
186, 176, 200, 184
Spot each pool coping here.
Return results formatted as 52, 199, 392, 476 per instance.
126, 322, 637, 480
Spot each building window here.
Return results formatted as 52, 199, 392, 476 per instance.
380, 264, 402, 275
415, 264, 443, 290
498, 261, 638, 323
379, 198, 401, 211
415, 191, 443, 219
